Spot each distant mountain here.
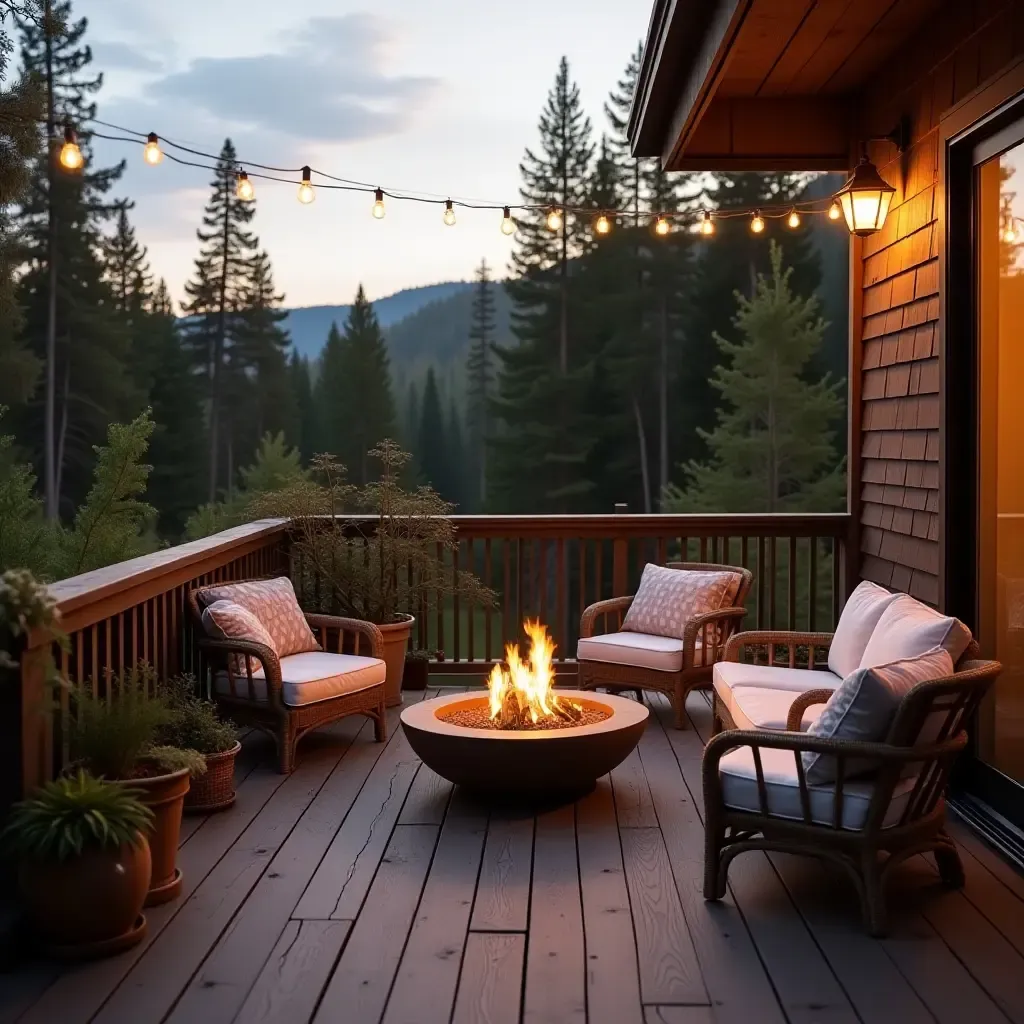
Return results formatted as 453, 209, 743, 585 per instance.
283, 281, 474, 360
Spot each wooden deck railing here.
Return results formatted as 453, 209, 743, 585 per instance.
17, 512, 851, 794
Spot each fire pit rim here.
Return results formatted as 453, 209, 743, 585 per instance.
400, 690, 649, 740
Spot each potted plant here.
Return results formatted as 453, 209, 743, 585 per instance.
252, 440, 494, 707
68, 664, 205, 906
159, 676, 241, 813
3, 771, 152, 958
403, 649, 432, 691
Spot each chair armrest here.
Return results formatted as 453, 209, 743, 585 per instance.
724, 630, 835, 669
197, 636, 284, 708
682, 607, 747, 667
305, 613, 385, 660
580, 596, 634, 638
785, 689, 836, 731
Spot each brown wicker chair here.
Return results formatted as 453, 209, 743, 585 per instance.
578, 562, 752, 730
188, 583, 387, 774
703, 629, 1000, 935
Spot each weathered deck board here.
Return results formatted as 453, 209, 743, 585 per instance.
576, 779, 644, 1024
9, 687, 1024, 1024
452, 933, 525, 1024
312, 824, 438, 1023
382, 791, 488, 1024
524, 804, 586, 1024
470, 812, 534, 932
234, 920, 351, 1024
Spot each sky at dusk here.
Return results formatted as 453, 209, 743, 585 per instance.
85, 0, 654, 310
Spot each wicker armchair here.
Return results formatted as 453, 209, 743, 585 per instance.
188, 584, 387, 774
703, 630, 999, 935
578, 562, 752, 729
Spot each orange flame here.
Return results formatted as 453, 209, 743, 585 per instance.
488, 620, 560, 725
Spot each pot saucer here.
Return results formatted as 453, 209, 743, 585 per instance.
144, 867, 182, 907
39, 914, 147, 961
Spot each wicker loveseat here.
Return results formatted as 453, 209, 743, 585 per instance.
189, 580, 387, 773
578, 561, 752, 729
703, 581, 1000, 934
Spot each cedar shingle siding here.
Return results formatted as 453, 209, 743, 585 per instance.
856, 1, 1024, 606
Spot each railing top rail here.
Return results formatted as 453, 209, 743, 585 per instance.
45, 518, 289, 624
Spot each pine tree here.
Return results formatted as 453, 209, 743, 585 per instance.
103, 203, 152, 317
17, 1, 134, 518
417, 368, 447, 496
314, 321, 343, 459
181, 138, 258, 502
663, 243, 844, 514
465, 259, 495, 509
445, 397, 466, 509
288, 350, 315, 464
314, 286, 395, 486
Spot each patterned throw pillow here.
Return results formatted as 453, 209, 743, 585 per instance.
621, 564, 741, 642
201, 599, 278, 676
200, 577, 320, 657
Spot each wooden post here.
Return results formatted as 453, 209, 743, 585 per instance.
20, 640, 53, 797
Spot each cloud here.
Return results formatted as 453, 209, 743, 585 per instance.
91, 40, 165, 74
120, 14, 440, 146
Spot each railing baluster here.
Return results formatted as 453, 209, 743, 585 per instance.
756, 537, 766, 630
769, 537, 778, 631
453, 541, 461, 663
832, 536, 842, 630
809, 537, 818, 633
556, 538, 566, 663
484, 537, 492, 662
436, 542, 445, 658
788, 535, 797, 631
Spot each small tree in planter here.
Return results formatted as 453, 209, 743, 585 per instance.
159, 676, 240, 813
3, 772, 153, 957
68, 664, 205, 906
404, 649, 432, 691
252, 440, 494, 706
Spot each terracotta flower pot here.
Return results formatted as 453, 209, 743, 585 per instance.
114, 765, 190, 906
379, 614, 415, 707
184, 741, 242, 814
19, 834, 151, 958
403, 658, 429, 691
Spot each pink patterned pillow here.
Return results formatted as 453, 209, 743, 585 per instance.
202, 599, 277, 676
621, 564, 739, 641
200, 577, 320, 657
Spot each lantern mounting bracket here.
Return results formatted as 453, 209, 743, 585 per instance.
865, 115, 910, 155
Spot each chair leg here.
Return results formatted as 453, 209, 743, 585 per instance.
374, 699, 387, 743
277, 720, 296, 774
703, 827, 727, 900
933, 831, 965, 889
859, 852, 889, 937
673, 681, 689, 730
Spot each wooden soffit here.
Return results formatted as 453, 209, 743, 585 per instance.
629, 0, 942, 171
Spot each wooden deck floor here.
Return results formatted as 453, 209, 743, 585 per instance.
4, 686, 1024, 1024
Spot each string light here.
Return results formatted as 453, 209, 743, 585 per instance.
545, 207, 563, 232
297, 166, 315, 204
593, 212, 611, 235
59, 122, 83, 170
372, 188, 386, 219
653, 214, 670, 236
750, 211, 765, 234
143, 132, 163, 166
829, 199, 842, 221
1003, 219, 1017, 244
700, 210, 715, 236
443, 199, 456, 226
235, 170, 254, 201
500, 206, 516, 235
787, 209, 801, 229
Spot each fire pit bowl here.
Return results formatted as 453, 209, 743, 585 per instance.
400, 690, 648, 799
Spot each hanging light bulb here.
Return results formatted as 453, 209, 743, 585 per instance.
593, 212, 611, 235
143, 132, 163, 166
653, 214, 670, 236
235, 170, 254, 201
750, 210, 766, 234
500, 206, 516, 235
59, 122, 83, 171
699, 210, 715, 236
1003, 219, 1018, 244
545, 207, 563, 232
787, 209, 801, 229
297, 166, 315, 205
829, 199, 842, 221
372, 188, 386, 219
443, 199, 456, 226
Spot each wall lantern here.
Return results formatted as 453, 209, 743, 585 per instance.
834, 117, 907, 237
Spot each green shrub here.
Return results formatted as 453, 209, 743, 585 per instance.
158, 675, 238, 755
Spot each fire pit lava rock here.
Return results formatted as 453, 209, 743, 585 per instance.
400, 690, 648, 798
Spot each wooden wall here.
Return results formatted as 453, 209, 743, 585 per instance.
854, 1, 1024, 606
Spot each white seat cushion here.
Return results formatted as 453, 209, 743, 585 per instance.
858, 594, 971, 669
577, 631, 711, 671
713, 660, 839, 694
719, 746, 916, 830
828, 580, 901, 678
720, 685, 826, 732
215, 651, 385, 707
